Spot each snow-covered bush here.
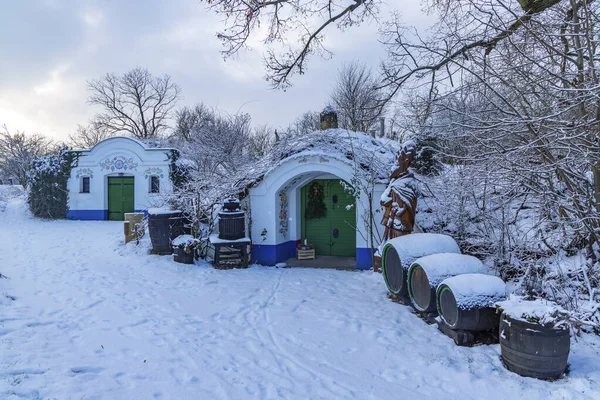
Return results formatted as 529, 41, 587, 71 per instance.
172, 234, 200, 254
417, 166, 600, 333
26, 147, 79, 219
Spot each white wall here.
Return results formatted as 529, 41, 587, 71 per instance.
67, 137, 174, 219
249, 154, 385, 250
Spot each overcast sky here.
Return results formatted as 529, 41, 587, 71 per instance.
0, 0, 428, 141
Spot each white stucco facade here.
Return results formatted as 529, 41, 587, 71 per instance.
249, 153, 386, 269
67, 137, 174, 220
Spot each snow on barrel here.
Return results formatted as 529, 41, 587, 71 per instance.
436, 274, 507, 331
407, 254, 485, 314
381, 233, 460, 301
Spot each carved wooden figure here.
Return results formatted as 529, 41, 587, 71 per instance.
380, 141, 418, 241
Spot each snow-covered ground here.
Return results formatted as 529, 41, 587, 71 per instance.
1, 192, 600, 400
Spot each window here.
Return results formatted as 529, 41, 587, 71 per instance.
7, 178, 13, 185
150, 176, 160, 193
81, 177, 90, 193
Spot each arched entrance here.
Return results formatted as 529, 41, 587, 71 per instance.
300, 179, 356, 257
249, 155, 378, 269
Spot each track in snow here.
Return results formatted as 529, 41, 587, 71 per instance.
1, 194, 600, 400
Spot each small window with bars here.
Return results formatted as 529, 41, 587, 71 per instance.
81, 177, 90, 193
150, 176, 160, 193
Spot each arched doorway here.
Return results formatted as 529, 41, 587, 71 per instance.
300, 179, 356, 257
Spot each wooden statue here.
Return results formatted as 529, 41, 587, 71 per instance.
380, 140, 418, 241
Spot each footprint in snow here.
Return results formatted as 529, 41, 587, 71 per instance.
69, 366, 104, 376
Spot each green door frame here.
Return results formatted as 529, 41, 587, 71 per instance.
107, 176, 135, 221
301, 179, 356, 257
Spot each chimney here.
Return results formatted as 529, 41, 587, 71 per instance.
320, 106, 338, 130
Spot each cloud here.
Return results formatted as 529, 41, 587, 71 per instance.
33, 64, 72, 96
80, 10, 104, 28
0, 0, 433, 141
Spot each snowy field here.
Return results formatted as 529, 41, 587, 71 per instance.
1, 192, 600, 400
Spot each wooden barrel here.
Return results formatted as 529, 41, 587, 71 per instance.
382, 234, 461, 300
148, 209, 182, 255
218, 211, 245, 240
500, 313, 570, 380
437, 274, 506, 331
408, 254, 485, 314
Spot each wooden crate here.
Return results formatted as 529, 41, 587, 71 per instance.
297, 248, 315, 260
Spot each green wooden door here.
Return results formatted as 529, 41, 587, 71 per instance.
108, 177, 135, 221
301, 179, 356, 257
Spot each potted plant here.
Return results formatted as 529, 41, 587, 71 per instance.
496, 296, 570, 380
172, 234, 199, 265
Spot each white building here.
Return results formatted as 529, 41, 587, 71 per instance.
67, 137, 174, 220
246, 129, 397, 270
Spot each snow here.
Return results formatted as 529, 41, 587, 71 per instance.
209, 234, 251, 244
147, 207, 182, 215
383, 233, 461, 269
440, 274, 507, 309
320, 105, 337, 116
496, 295, 569, 328
242, 129, 401, 188
2, 193, 600, 399
171, 234, 196, 247
410, 253, 486, 288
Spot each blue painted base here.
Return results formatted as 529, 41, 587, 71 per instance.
67, 209, 107, 220
355, 248, 374, 270
67, 209, 146, 220
252, 241, 297, 266
252, 241, 373, 270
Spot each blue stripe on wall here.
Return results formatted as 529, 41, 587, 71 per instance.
67, 209, 147, 220
252, 242, 373, 270
67, 210, 107, 220
252, 241, 297, 266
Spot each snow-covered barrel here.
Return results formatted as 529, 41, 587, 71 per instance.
148, 208, 183, 255
436, 274, 507, 331
497, 298, 570, 380
381, 233, 461, 301
407, 254, 485, 314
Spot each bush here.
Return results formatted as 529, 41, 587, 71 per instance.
27, 147, 79, 219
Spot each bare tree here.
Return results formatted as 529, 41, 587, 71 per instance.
250, 124, 275, 158
373, 0, 600, 326
67, 121, 114, 149
380, 0, 600, 247
283, 110, 321, 137
0, 125, 51, 188
171, 104, 213, 142
201, 0, 378, 89
87, 67, 181, 139
330, 62, 384, 132
179, 108, 253, 175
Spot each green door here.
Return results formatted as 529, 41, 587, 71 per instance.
301, 179, 356, 257
108, 177, 135, 221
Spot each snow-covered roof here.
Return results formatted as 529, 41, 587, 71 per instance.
70, 136, 177, 153
242, 129, 400, 189
320, 105, 337, 116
